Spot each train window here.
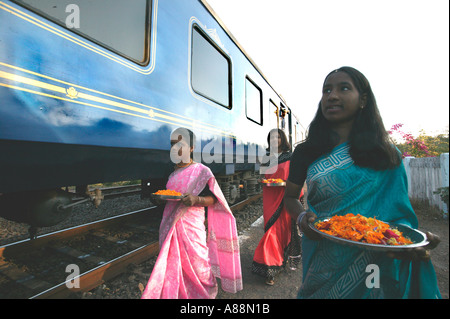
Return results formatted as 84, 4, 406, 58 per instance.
269, 100, 279, 129
245, 77, 262, 125
11, 0, 150, 64
191, 26, 231, 108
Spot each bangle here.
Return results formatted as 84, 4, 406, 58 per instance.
197, 196, 203, 206
296, 211, 307, 236
296, 211, 307, 225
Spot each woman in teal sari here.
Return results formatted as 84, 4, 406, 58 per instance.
284, 67, 441, 299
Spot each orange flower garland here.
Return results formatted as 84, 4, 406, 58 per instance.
315, 213, 413, 246
154, 189, 182, 196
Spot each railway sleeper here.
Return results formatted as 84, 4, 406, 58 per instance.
90, 230, 144, 250
48, 245, 106, 266
0, 258, 51, 294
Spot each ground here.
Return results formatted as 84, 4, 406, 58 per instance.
217, 202, 449, 299
413, 202, 449, 298
80, 200, 449, 299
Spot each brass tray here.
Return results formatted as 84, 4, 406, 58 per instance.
260, 180, 286, 187
264, 182, 286, 187
152, 194, 184, 201
309, 217, 429, 252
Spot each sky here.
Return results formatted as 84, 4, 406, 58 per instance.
206, 0, 449, 138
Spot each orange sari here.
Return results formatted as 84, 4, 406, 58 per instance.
252, 152, 303, 280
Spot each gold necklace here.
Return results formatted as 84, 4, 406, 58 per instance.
176, 159, 193, 168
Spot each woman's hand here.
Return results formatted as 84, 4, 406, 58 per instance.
181, 194, 198, 206
299, 211, 323, 241
387, 231, 441, 261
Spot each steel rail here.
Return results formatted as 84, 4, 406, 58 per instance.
0, 206, 158, 258
1, 194, 261, 299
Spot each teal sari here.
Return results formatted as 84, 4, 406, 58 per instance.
299, 142, 441, 299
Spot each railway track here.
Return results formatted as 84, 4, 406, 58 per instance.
0, 194, 262, 299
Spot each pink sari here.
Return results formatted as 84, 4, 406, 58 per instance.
141, 163, 242, 299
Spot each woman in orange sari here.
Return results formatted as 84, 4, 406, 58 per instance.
252, 129, 304, 285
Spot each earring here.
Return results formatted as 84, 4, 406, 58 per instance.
360, 105, 365, 109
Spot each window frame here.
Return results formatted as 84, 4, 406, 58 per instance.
11, 0, 152, 65
269, 99, 279, 129
245, 76, 263, 125
190, 24, 232, 109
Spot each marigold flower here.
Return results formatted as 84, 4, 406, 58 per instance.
261, 178, 284, 183
315, 213, 412, 245
154, 189, 182, 196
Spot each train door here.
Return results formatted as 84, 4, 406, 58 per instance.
279, 103, 289, 138
294, 121, 299, 145
287, 108, 293, 149
293, 118, 304, 145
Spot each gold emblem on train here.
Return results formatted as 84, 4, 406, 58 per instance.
66, 86, 79, 99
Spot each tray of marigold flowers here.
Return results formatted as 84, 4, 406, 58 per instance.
309, 213, 429, 251
260, 178, 286, 187
152, 189, 184, 200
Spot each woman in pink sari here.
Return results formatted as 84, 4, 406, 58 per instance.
141, 128, 242, 299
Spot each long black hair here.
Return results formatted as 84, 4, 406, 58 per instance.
297, 66, 400, 171
266, 128, 291, 153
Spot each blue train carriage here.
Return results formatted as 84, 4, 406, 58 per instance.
0, 0, 302, 230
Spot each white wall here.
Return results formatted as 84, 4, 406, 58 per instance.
403, 153, 449, 216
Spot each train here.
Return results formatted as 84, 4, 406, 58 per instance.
0, 0, 303, 231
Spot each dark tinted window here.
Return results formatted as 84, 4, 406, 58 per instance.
191, 26, 231, 108
12, 0, 149, 63
245, 77, 262, 124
